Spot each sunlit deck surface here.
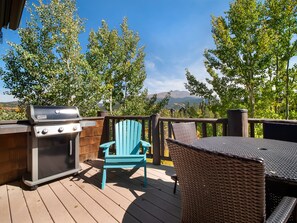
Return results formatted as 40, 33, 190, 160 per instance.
0, 160, 181, 223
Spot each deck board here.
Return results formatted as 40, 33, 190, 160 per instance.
49, 180, 97, 223
93, 163, 181, 218
71, 176, 138, 223
0, 160, 181, 223
38, 184, 75, 222
86, 159, 181, 203
0, 185, 11, 223
7, 182, 32, 223
23, 186, 53, 223
80, 163, 161, 223
60, 177, 117, 223
110, 165, 181, 207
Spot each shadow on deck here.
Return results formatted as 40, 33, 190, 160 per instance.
0, 159, 181, 223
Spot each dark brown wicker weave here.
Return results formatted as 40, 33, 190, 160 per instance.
171, 122, 198, 194
166, 138, 297, 223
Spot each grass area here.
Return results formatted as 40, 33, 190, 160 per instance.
146, 158, 174, 167
0, 101, 18, 108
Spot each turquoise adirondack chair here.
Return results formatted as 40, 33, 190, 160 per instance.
99, 120, 151, 189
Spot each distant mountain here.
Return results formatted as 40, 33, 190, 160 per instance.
0, 101, 19, 108
149, 90, 203, 109
151, 90, 197, 99
0, 90, 203, 110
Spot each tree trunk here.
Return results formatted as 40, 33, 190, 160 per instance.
248, 76, 255, 118
285, 59, 290, 119
109, 94, 113, 115
250, 93, 255, 118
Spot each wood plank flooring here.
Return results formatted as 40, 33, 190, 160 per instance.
0, 160, 181, 223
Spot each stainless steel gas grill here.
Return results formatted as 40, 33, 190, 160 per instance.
23, 105, 82, 188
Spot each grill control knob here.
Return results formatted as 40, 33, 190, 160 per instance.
42, 129, 48, 135
73, 126, 77, 131
58, 127, 64, 133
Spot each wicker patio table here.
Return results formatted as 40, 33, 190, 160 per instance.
192, 136, 297, 196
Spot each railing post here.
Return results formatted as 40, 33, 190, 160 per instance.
151, 113, 160, 165
97, 111, 108, 117
227, 109, 248, 137
98, 111, 109, 158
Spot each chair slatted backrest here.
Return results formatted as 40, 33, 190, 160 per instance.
115, 120, 142, 155
171, 122, 197, 144
166, 138, 265, 223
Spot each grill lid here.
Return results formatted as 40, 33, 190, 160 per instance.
27, 105, 82, 124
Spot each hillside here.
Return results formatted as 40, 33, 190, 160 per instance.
149, 90, 203, 109
1, 90, 203, 110
0, 101, 19, 108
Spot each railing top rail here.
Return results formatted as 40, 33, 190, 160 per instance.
82, 117, 104, 120
105, 115, 151, 120
103, 115, 297, 125
248, 118, 297, 124
159, 117, 228, 123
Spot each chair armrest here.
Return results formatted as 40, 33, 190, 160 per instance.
140, 140, 151, 153
99, 141, 115, 154
266, 196, 297, 223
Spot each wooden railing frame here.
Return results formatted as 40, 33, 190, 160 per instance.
99, 111, 297, 165
158, 117, 228, 162
100, 114, 229, 165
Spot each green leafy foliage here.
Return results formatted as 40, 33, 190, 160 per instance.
0, 1, 168, 119
87, 18, 168, 115
114, 90, 170, 116
185, 0, 297, 119
0, 107, 26, 120
0, 0, 102, 116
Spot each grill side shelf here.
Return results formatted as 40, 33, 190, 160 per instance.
0, 124, 31, 134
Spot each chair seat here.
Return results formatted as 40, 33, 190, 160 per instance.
104, 154, 146, 168
105, 155, 146, 163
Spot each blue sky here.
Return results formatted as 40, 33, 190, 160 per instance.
0, 0, 231, 102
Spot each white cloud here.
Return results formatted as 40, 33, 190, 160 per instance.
153, 56, 164, 63
145, 60, 156, 70
0, 93, 16, 102
144, 53, 210, 94
145, 57, 187, 94
186, 58, 208, 82
0, 87, 16, 102
144, 77, 187, 94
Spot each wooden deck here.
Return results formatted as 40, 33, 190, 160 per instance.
0, 160, 181, 223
